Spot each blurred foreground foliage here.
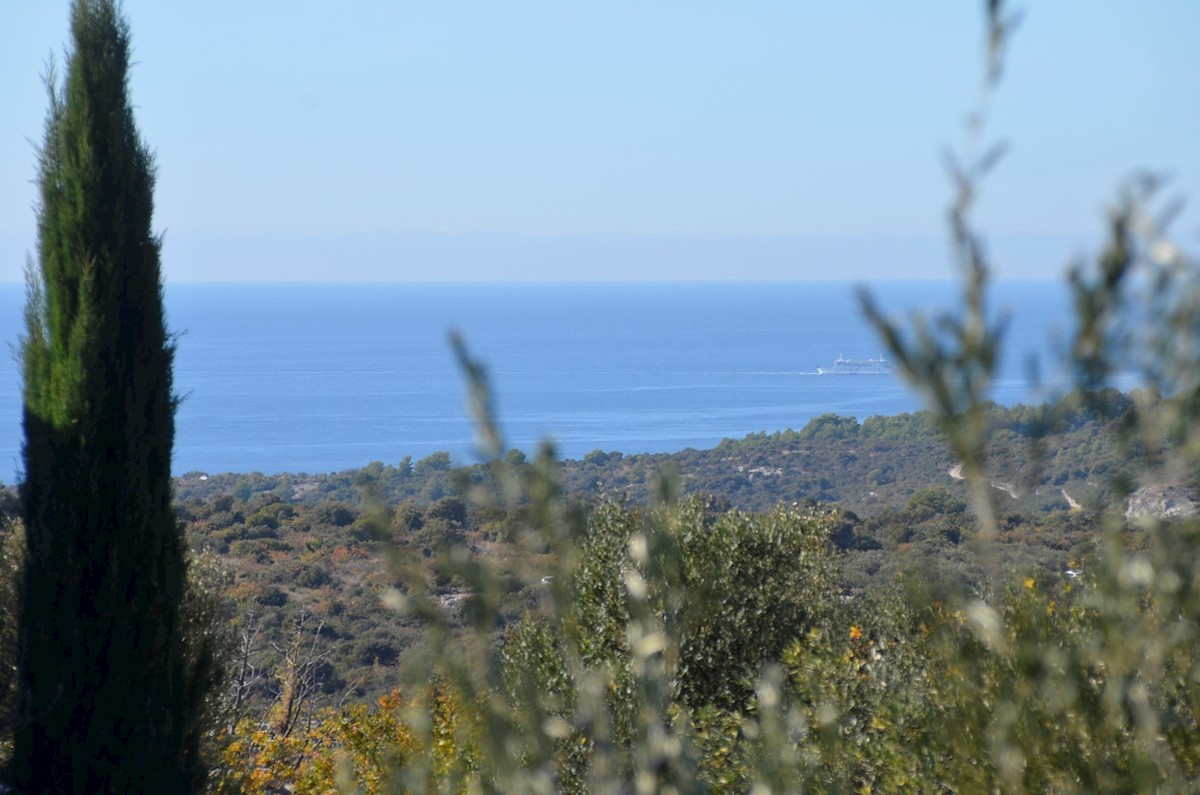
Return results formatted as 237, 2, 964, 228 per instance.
219, 184, 1200, 792
216, 1, 1200, 791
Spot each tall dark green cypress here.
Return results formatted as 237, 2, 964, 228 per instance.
13, 1, 207, 791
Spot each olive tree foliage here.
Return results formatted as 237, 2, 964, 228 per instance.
496, 498, 837, 792
858, 0, 1019, 541
325, 1, 1197, 791
563, 498, 836, 713
437, 6, 1196, 793
352, 334, 840, 794
851, 1, 1200, 790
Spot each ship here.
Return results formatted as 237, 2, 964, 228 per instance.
817, 354, 893, 375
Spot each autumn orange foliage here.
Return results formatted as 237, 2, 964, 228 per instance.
219, 686, 472, 794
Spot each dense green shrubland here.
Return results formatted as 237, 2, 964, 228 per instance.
173, 388, 1156, 519
129, 393, 1152, 732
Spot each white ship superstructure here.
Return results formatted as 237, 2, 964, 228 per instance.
817, 354, 893, 375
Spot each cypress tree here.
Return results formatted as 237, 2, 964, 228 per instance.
13, 1, 208, 790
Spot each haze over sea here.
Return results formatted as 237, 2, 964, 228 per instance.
0, 281, 1084, 481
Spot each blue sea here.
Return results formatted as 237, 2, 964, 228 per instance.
0, 281, 1080, 480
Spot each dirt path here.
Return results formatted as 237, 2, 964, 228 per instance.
947, 461, 1018, 499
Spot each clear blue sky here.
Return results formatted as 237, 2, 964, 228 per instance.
1, 2, 1196, 282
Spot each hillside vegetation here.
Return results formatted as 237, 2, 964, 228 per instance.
175, 387, 1143, 518
140, 378, 1200, 792
87, 388, 1169, 723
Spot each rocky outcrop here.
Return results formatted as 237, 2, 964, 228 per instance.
1125, 485, 1199, 522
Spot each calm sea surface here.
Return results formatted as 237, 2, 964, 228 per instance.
0, 281, 1080, 480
